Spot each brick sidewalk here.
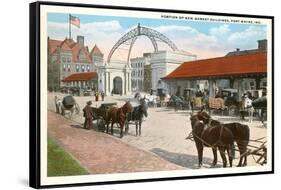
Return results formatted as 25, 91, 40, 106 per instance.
48, 111, 183, 174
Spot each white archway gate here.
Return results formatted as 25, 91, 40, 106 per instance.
100, 23, 179, 95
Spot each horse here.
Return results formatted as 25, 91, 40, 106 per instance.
106, 101, 133, 138
169, 95, 184, 111
252, 96, 267, 123
197, 111, 250, 167
54, 96, 80, 119
189, 113, 235, 168
125, 98, 148, 136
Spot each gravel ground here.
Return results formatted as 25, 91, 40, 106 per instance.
48, 92, 268, 169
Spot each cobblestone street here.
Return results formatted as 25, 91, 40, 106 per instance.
48, 92, 268, 171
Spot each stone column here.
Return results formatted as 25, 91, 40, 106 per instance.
209, 79, 216, 97
124, 72, 127, 95
255, 77, 261, 89
107, 72, 111, 93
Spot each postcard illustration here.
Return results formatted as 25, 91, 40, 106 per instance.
38, 3, 273, 186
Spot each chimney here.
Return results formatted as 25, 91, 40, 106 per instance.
258, 39, 267, 51
77, 35, 84, 47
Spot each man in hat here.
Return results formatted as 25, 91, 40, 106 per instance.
83, 101, 94, 130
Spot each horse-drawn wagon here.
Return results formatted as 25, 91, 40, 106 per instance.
167, 95, 188, 111
220, 89, 240, 116
186, 111, 267, 168
252, 96, 267, 123
54, 95, 80, 119
91, 102, 117, 131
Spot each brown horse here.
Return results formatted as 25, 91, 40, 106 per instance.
106, 101, 133, 138
197, 111, 250, 167
189, 114, 235, 168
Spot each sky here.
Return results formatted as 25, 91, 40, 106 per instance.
47, 12, 267, 60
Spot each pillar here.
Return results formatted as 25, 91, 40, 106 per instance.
229, 77, 235, 88
255, 77, 261, 89
209, 79, 216, 97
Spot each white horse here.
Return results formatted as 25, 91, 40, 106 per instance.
144, 94, 158, 108
54, 96, 80, 119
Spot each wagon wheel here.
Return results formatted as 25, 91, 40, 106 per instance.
96, 118, 106, 132
228, 105, 237, 116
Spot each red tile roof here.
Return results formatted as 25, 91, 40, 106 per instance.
59, 40, 72, 51
71, 43, 92, 63
48, 39, 61, 54
48, 38, 102, 64
90, 45, 103, 56
162, 51, 267, 80
62, 72, 97, 82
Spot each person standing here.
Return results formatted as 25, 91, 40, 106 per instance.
95, 91, 99, 101
83, 101, 94, 130
101, 91, 105, 101
240, 93, 247, 120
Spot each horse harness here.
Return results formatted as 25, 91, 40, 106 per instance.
206, 118, 225, 146
190, 118, 225, 148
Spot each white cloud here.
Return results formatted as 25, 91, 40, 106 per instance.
227, 25, 266, 46
153, 25, 198, 35
48, 20, 267, 60
48, 20, 125, 60
171, 24, 266, 59
209, 24, 231, 37
81, 20, 122, 33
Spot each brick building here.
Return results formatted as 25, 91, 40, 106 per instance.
47, 35, 104, 91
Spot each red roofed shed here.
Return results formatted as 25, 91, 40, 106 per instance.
162, 51, 267, 98
62, 72, 97, 82
163, 51, 267, 80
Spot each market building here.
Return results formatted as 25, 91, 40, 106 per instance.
130, 51, 196, 93
162, 40, 267, 99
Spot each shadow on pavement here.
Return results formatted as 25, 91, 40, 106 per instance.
150, 148, 222, 169
70, 124, 83, 129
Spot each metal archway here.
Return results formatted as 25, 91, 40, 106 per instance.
107, 23, 178, 64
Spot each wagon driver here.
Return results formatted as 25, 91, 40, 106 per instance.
83, 101, 94, 130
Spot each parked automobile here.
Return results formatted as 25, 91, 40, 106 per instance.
68, 87, 81, 96
221, 88, 240, 116
59, 86, 69, 94
83, 88, 92, 96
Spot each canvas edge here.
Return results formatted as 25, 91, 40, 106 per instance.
29, 1, 41, 189
29, 1, 275, 189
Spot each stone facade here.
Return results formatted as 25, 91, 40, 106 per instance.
98, 61, 132, 96
130, 53, 151, 92
143, 64, 152, 93
150, 50, 196, 91
129, 51, 196, 93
